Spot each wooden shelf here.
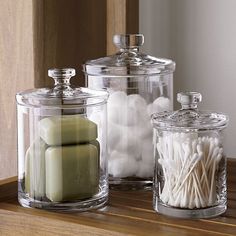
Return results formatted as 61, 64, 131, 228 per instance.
0, 159, 235, 236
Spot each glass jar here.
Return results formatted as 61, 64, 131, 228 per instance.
152, 92, 229, 218
83, 34, 175, 190
16, 68, 109, 211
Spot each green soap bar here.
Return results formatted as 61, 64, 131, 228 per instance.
40, 115, 97, 146
45, 143, 99, 202
90, 140, 100, 158
25, 138, 47, 199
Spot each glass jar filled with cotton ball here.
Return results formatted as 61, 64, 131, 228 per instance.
83, 34, 175, 190
152, 92, 229, 219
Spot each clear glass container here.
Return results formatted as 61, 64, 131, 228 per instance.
152, 92, 229, 218
83, 34, 175, 190
16, 68, 109, 211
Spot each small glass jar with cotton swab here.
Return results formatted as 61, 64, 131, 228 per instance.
152, 92, 229, 219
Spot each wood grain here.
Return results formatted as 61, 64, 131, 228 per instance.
33, 0, 107, 88
0, 0, 139, 180
106, 0, 139, 54
0, 159, 235, 236
0, 0, 34, 180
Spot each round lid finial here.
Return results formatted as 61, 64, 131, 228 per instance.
113, 34, 144, 49
48, 68, 76, 79
177, 92, 202, 109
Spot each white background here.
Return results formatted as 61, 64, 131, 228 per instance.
140, 0, 236, 157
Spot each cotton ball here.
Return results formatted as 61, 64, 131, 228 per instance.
125, 105, 148, 126
109, 150, 122, 160
115, 127, 142, 160
136, 161, 154, 178
120, 106, 140, 126
153, 96, 171, 112
147, 97, 171, 116
108, 104, 126, 124
147, 103, 156, 117
138, 120, 153, 139
108, 152, 139, 178
109, 105, 137, 126
128, 94, 147, 111
108, 91, 127, 109
107, 122, 124, 151
128, 94, 149, 123
107, 91, 128, 124
126, 106, 141, 126
111, 94, 148, 126
141, 138, 154, 165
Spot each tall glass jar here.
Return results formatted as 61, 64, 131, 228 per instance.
83, 34, 175, 190
16, 68, 109, 211
152, 92, 229, 218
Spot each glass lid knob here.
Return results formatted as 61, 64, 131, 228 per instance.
48, 68, 75, 84
177, 92, 202, 109
113, 34, 144, 49
48, 68, 76, 97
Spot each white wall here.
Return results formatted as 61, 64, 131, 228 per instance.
140, 0, 236, 157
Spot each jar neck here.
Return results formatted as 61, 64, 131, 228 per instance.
117, 47, 142, 65
119, 47, 139, 52
181, 104, 198, 110
54, 77, 71, 86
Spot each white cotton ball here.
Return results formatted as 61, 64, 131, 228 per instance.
128, 94, 149, 123
107, 91, 128, 124
147, 103, 157, 117
126, 106, 142, 126
138, 120, 153, 139
127, 107, 150, 126
107, 122, 124, 151
153, 96, 171, 112
127, 94, 147, 111
124, 105, 149, 126
108, 105, 125, 124
115, 127, 142, 160
109, 94, 149, 126
109, 150, 122, 160
147, 97, 171, 116
108, 152, 139, 178
136, 161, 154, 178
141, 138, 154, 165
108, 91, 127, 108
120, 106, 140, 126
108, 105, 136, 126
108, 92, 150, 126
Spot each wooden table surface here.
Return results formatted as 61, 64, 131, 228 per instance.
0, 159, 235, 236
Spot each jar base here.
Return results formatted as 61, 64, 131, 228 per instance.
109, 176, 152, 191
154, 199, 227, 219
18, 192, 108, 212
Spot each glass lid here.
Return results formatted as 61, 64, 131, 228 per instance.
83, 34, 175, 76
16, 68, 109, 107
152, 92, 229, 131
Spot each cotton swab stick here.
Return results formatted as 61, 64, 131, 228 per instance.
156, 134, 223, 209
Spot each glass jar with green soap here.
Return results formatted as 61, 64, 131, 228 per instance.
16, 68, 109, 211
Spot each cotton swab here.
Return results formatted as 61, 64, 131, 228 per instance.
157, 133, 223, 209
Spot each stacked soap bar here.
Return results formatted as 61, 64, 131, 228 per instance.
25, 138, 47, 199
40, 115, 97, 146
25, 115, 99, 202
